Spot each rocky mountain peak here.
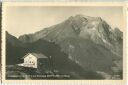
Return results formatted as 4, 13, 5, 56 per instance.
67, 14, 102, 24
18, 14, 122, 49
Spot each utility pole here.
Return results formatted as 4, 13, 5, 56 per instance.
49, 56, 53, 73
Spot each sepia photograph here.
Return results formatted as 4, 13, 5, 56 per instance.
2, 3, 126, 83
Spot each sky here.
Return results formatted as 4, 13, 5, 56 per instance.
5, 6, 124, 38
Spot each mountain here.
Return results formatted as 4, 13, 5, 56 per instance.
6, 32, 27, 65
19, 14, 123, 56
6, 32, 104, 79
6, 31, 25, 47
7, 14, 123, 79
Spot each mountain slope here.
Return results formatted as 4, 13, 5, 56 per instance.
8, 14, 123, 79
6, 32, 105, 79
6, 32, 27, 65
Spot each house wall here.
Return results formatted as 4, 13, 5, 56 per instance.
37, 59, 50, 72
23, 54, 37, 68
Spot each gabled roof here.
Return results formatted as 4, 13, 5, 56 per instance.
22, 53, 48, 59
31, 53, 48, 58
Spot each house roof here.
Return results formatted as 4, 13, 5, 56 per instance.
23, 53, 48, 59
31, 53, 48, 58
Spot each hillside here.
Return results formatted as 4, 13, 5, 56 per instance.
6, 14, 123, 79
6, 32, 27, 65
